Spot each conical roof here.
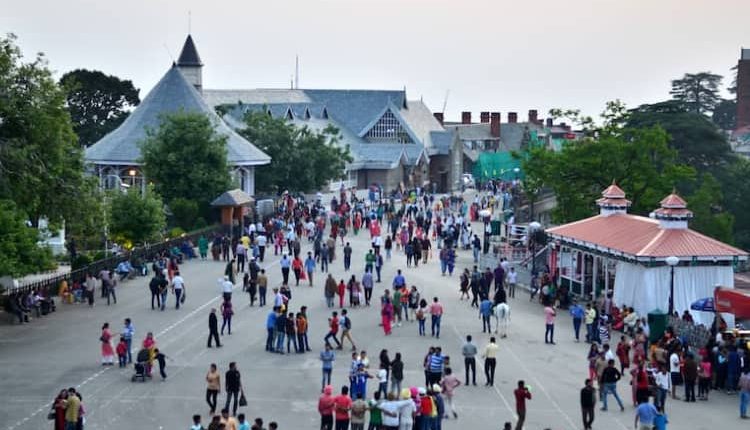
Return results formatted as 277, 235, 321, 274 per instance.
177, 35, 202, 67
653, 192, 692, 220
596, 181, 631, 210
85, 65, 270, 166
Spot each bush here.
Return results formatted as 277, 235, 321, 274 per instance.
168, 227, 186, 239
169, 197, 200, 231
71, 254, 93, 270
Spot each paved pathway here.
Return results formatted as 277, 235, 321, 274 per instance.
0, 214, 745, 429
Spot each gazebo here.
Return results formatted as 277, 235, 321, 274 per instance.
546, 183, 748, 325
211, 189, 255, 237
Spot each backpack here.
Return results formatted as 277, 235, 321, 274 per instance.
343, 315, 352, 330
416, 308, 425, 320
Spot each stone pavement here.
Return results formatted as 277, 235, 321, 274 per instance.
0, 215, 745, 430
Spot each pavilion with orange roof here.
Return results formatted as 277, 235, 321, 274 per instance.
546, 182, 748, 325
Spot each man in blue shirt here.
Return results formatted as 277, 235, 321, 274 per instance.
479, 296, 493, 333
319, 343, 335, 392
392, 270, 406, 289
569, 300, 585, 342
265, 307, 278, 352
634, 400, 658, 430
304, 252, 316, 287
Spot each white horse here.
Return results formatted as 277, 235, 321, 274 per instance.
492, 302, 511, 338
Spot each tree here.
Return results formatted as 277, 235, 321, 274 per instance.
712, 99, 737, 131
239, 111, 352, 194
0, 201, 55, 278
60, 69, 140, 147
64, 178, 107, 254
522, 104, 694, 224
687, 174, 734, 244
714, 157, 750, 251
670, 72, 723, 115
0, 34, 91, 228
628, 101, 732, 170
140, 111, 231, 217
107, 187, 166, 246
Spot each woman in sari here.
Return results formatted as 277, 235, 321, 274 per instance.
142, 332, 156, 376
52, 389, 67, 430
100, 322, 115, 365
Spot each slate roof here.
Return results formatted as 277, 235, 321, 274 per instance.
85, 66, 270, 166
211, 90, 445, 169
177, 35, 202, 66
211, 188, 254, 207
429, 130, 455, 156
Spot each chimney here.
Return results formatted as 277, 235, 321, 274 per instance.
461, 111, 472, 124
528, 109, 538, 124
508, 112, 518, 123
480, 112, 490, 123
545, 117, 553, 127
490, 112, 501, 138
433, 112, 444, 125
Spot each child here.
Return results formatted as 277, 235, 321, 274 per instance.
153, 348, 167, 380
191, 414, 204, 430
116, 337, 128, 367
237, 413, 249, 430
377, 368, 388, 398
268, 423, 278, 430
654, 408, 668, 430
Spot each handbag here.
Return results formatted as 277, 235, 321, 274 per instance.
47, 411, 56, 420
239, 391, 248, 407
180, 291, 186, 304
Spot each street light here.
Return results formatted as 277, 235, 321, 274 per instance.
529, 221, 543, 291
128, 169, 137, 186
666, 255, 679, 315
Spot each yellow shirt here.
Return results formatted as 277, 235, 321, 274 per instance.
64, 394, 80, 423
483, 343, 499, 359
241, 236, 250, 248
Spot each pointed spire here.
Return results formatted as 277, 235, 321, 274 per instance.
653, 190, 692, 229
177, 34, 202, 67
596, 181, 631, 216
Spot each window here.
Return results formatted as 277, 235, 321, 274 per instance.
364, 110, 412, 144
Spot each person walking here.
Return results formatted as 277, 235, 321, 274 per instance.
305, 252, 317, 287
479, 295, 492, 333
207, 308, 221, 348
507, 267, 517, 298
462, 335, 478, 386
325, 312, 343, 349
580, 378, 596, 430
382, 298, 394, 336
172, 271, 185, 309
416, 299, 428, 336
220, 298, 234, 336
343, 242, 352, 271
429, 297, 443, 339
738, 367, 750, 419
258, 269, 268, 306
683, 353, 698, 402
339, 309, 357, 351
390, 353, 404, 395
224, 362, 243, 416
482, 337, 499, 386
324, 274, 337, 308
280, 253, 291, 285
265, 307, 278, 352
569, 300, 584, 342
544, 304, 556, 345
206, 364, 221, 415
220, 275, 234, 303
320, 344, 336, 392
362, 271, 374, 306
441, 367, 461, 419
600, 359, 625, 412
634, 399, 658, 430
513, 380, 531, 430
106, 272, 118, 305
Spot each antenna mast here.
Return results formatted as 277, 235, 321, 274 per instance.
295, 55, 299, 89
441, 90, 450, 114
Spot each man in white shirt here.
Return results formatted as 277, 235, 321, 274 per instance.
171, 271, 185, 310
378, 392, 414, 429
669, 351, 682, 400
220, 275, 234, 302
654, 365, 671, 411
603, 344, 615, 362
256, 233, 267, 262
506, 266, 517, 298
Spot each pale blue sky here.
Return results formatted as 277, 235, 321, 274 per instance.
3, 0, 748, 122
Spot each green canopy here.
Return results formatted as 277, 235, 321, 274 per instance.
472, 152, 522, 181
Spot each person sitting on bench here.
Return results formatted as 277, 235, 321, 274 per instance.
116, 260, 135, 281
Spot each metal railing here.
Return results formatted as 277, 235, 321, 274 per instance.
3, 225, 222, 298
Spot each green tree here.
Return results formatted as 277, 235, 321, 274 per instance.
670, 72, 723, 115
107, 187, 165, 246
711, 99, 737, 131
687, 174, 734, 244
140, 111, 231, 217
0, 34, 89, 227
628, 101, 732, 170
60, 69, 140, 147
715, 157, 750, 250
64, 178, 107, 253
169, 197, 201, 231
523, 104, 694, 224
0, 201, 55, 277
239, 111, 352, 194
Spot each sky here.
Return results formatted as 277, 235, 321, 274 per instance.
3, 0, 748, 123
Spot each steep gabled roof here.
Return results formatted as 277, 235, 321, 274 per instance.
85, 66, 270, 166
177, 34, 203, 67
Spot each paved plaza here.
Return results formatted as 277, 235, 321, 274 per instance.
0, 217, 746, 430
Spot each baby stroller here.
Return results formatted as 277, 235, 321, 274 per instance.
131, 348, 150, 382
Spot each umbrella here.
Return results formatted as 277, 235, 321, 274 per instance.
690, 297, 715, 312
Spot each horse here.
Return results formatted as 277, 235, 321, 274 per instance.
492, 302, 511, 338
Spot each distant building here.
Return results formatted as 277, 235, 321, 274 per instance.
732, 48, 750, 158
85, 35, 270, 195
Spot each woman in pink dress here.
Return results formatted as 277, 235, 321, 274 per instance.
142, 332, 156, 376
382, 298, 394, 335
100, 322, 115, 365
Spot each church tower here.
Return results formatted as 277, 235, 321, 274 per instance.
177, 34, 203, 93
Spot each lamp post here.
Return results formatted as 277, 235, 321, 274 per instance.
666, 255, 679, 315
128, 169, 137, 187
529, 221, 542, 284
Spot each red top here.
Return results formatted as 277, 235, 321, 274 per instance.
292, 258, 303, 270
333, 395, 352, 420
318, 394, 335, 416
329, 316, 339, 334
514, 388, 531, 412
420, 396, 433, 415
